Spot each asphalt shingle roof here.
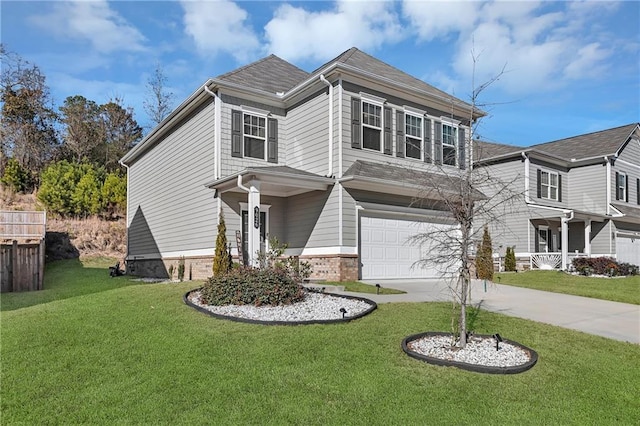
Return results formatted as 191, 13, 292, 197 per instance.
473, 140, 522, 161
215, 54, 309, 94
529, 123, 638, 160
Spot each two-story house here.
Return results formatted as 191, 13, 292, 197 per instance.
120, 47, 482, 281
474, 123, 640, 270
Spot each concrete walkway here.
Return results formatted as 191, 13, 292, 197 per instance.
338, 279, 640, 344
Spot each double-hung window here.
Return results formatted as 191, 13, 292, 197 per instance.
243, 113, 266, 159
616, 172, 628, 201
362, 101, 382, 151
405, 114, 422, 159
442, 124, 457, 166
540, 170, 559, 201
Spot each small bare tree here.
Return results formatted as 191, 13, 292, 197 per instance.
143, 63, 174, 126
409, 50, 520, 348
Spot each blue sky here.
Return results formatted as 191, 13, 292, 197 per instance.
2, 0, 639, 146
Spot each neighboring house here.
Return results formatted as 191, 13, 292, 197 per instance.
120, 47, 482, 281
474, 123, 640, 269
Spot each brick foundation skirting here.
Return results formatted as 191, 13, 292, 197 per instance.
126, 254, 360, 282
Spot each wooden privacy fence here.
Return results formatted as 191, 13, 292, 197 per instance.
1, 211, 47, 293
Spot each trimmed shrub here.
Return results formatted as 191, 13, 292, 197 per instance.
200, 267, 304, 307
476, 226, 493, 280
504, 246, 516, 272
212, 211, 231, 277
572, 257, 639, 276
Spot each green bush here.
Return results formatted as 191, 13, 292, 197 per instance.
212, 211, 231, 277
101, 171, 127, 216
476, 226, 493, 280
200, 267, 304, 307
1, 158, 32, 193
504, 246, 516, 271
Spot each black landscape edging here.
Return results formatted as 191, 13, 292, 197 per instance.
402, 331, 538, 374
183, 288, 377, 326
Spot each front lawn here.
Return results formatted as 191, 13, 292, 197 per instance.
327, 280, 405, 294
495, 270, 640, 305
2, 259, 639, 424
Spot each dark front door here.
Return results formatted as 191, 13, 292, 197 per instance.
241, 210, 266, 264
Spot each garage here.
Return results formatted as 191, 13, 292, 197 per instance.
616, 233, 640, 266
360, 215, 458, 279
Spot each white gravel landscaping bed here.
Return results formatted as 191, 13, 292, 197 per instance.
188, 290, 374, 322
407, 334, 532, 368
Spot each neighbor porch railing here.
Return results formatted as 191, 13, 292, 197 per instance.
530, 252, 587, 270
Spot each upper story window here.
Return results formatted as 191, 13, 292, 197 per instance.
362, 101, 382, 151
442, 124, 457, 166
405, 114, 422, 159
540, 170, 559, 201
231, 109, 278, 163
243, 114, 266, 159
616, 172, 628, 202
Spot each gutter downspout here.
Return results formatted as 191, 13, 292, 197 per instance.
203, 85, 221, 181
320, 75, 333, 177
605, 156, 611, 216
119, 160, 131, 267
522, 152, 530, 203
561, 210, 574, 270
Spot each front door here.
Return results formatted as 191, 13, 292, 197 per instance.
242, 210, 266, 264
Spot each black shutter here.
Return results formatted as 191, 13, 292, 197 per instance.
637, 178, 640, 205
231, 110, 242, 158
558, 174, 562, 202
267, 118, 278, 163
625, 174, 629, 202
424, 118, 432, 163
351, 97, 361, 149
547, 229, 552, 252
458, 128, 466, 170
383, 106, 392, 155
434, 121, 442, 165
615, 172, 620, 200
537, 169, 542, 198
396, 111, 405, 158
534, 229, 539, 253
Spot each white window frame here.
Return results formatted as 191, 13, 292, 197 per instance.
540, 170, 559, 201
405, 112, 423, 160
242, 111, 267, 160
441, 122, 458, 166
616, 172, 627, 201
360, 94, 385, 152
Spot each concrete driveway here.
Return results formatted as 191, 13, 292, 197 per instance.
345, 278, 640, 344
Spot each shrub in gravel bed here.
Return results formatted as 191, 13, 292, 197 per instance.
200, 267, 305, 307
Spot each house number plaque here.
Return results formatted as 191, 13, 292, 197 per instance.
254, 206, 260, 229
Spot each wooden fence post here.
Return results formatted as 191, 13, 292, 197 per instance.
12, 239, 18, 292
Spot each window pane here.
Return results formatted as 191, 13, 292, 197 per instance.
550, 187, 557, 200
406, 137, 421, 159
443, 146, 456, 166
362, 102, 381, 128
363, 127, 381, 150
541, 172, 549, 185
443, 125, 456, 146
244, 137, 264, 159
406, 115, 421, 138
550, 173, 557, 186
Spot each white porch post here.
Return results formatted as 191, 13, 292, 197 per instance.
247, 180, 261, 267
584, 219, 592, 256
561, 215, 569, 270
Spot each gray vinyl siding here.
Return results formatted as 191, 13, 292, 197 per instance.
340, 85, 469, 177
218, 95, 287, 176
612, 142, 640, 205
127, 99, 216, 257
567, 165, 607, 214
286, 187, 339, 249
286, 89, 331, 175
590, 220, 612, 255
341, 185, 358, 247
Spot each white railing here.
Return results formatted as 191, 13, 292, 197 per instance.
530, 252, 562, 270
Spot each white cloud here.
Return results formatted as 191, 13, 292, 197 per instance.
180, 0, 260, 62
264, 0, 404, 63
28, 1, 146, 54
401, 0, 480, 41
563, 43, 611, 80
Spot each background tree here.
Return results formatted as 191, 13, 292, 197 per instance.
0, 44, 58, 184
212, 211, 231, 277
143, 63, 174, 126
100, 98, 142, 171
59, 95, 104, 164
476, 225, 494, 280
1, 158, 31, 192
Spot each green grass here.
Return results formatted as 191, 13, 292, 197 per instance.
495, 270, 640, 305
2, 259, 639, 424
327, 280, 405, 294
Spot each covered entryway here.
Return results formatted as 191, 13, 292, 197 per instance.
360, 215, 457, 279
616, 233, 640, 266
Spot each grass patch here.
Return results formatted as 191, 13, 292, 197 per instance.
495, 271, 640, 305
329, 281, 405, 294
2, 260, 639, 424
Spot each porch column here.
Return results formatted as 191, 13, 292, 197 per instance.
561, 215, 569, 270
584, 219, 592, 256
247, 180, 261, 267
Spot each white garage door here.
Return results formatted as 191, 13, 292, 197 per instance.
360, 215, 457, 279
617, 235, 640, 266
